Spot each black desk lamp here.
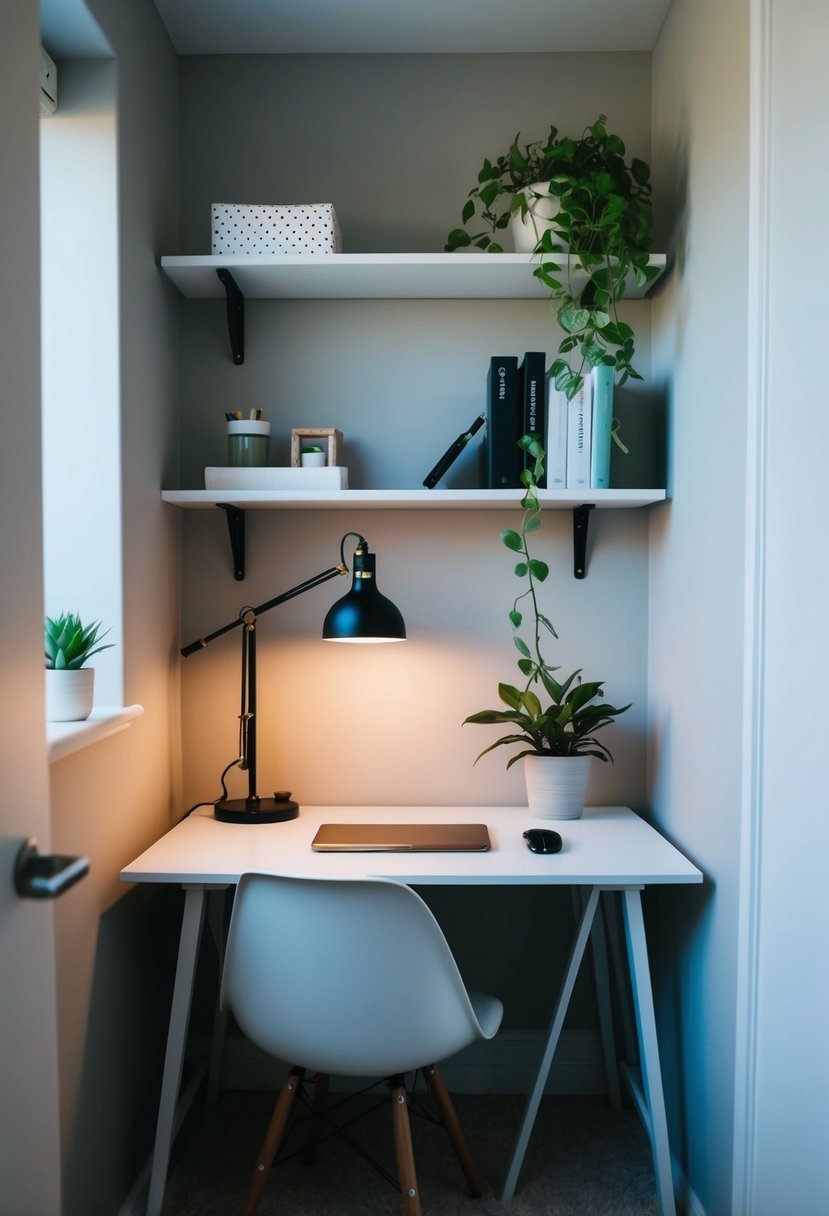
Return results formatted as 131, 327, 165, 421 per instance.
182, 532, 405, 824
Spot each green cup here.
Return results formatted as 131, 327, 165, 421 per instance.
227, 420, 270, 467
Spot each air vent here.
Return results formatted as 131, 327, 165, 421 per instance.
40, 46, 57, 116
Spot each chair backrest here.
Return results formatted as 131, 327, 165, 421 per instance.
221, 872, 492, 1077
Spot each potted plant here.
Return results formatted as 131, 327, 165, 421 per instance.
463, 436, 629, 818
44, 611, 113, 722
445, 115, 660, 402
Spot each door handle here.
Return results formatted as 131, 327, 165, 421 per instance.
14, 837, 89, 899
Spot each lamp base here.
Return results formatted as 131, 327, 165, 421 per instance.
214, 794, 299, 824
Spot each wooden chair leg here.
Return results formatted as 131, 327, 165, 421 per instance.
390, 1078, 422, 1216
241, 1067, 304, 1216
424, 1064, 483, 1197
303, 1071, 330, 1165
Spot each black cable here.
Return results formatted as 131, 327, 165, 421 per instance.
175, 756, 242, 824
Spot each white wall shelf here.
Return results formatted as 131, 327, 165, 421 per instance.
162, 488, 666, 581
160, 252, 667, 365
160, 252, 666, 301
162, 488, 665, 510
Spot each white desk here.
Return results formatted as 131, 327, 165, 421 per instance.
121, 805, 702, 1215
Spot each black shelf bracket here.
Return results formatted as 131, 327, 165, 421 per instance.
216, 268, 244, 365
218, 503, 246, 580
573, 504, 595, 579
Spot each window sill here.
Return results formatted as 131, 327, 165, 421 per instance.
47, 704, 144, 764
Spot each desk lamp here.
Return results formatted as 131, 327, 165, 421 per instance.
182, 532, 405, 824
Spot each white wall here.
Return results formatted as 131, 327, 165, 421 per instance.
736, 0, 829, 1211
649, 0, 751, 1211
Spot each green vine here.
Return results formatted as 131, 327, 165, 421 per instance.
463, 436, 629, 766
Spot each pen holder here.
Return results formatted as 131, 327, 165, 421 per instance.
227, 420, 270, 467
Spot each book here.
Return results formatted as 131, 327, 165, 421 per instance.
520, 351, 547, 487
485, 356, 522, 488
545, 386, 568, 489
566, 376, 593, 489
590, 363, 614, 489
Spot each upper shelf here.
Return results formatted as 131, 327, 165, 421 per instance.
159, 252, 667, 301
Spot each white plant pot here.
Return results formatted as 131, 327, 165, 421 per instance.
301, 451, 327, 467
508, 181, 569, 253
523, 754, 590, 820
45, 667, 94, 722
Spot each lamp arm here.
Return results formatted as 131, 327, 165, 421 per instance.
181, 561, 347, 657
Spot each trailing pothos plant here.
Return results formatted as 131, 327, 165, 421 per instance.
463, 436, 629, 767
446, 116, 660, 404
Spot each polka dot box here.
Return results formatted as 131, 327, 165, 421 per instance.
211, 203, 342, 255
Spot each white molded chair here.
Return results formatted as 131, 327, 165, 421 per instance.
220, 872, 503, 1216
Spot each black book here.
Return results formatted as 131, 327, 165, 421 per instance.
520, 350, 548, 487
485, 356, 522, 488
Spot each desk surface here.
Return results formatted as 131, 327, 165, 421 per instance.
121, 805, 702, 888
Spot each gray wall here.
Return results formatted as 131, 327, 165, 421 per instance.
176, 54, 655, 1034
43, 1, 183, 1212
650, 0, 749, 1212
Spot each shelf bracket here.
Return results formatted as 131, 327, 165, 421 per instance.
216, 268, 244, 365
218, 504, 246, 580
573, 504, 595, 579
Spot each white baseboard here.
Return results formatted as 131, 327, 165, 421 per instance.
206, 1028, 608, 1096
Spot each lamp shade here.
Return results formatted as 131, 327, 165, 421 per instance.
322, 542, 406, 642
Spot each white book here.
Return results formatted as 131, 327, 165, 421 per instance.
545, 387, 568, 489
566, 376, 593, 489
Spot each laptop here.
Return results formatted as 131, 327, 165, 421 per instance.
311, 823, 491, 852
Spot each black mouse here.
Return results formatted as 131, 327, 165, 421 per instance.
523, 828, 563, 854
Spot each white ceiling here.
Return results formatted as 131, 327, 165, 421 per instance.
150, 0, 673, 55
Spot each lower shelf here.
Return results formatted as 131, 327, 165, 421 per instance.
162, 488, 665, 510
161, 488, 666, 582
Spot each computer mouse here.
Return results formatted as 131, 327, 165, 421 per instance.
523, 828, 563, 855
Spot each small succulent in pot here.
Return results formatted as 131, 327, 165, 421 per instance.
44, 611, 113, 670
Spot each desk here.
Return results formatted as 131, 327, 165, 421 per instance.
121, 805, 701, 1215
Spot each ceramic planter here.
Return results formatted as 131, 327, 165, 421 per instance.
508, 181, 569, 253
45, 667, 94, 722
523, 754, 590, 820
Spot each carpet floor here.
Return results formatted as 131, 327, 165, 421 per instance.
162, 1084, 659, 1215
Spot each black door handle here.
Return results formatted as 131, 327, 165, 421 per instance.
14, 838, 89, 899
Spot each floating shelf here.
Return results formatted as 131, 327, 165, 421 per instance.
162, 488, 666, 581
160, 251, 666, 302
162, 488, 665, 510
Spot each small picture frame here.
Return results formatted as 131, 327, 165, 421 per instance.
290, 428, 343, 468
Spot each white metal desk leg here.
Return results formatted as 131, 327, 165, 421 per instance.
500, 886, 600, 1201
206, 888, 229, 1105
146, 885, 207, 1216
589, 891, 622, 1109
621, 888, 676, 1216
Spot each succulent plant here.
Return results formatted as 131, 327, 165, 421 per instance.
44, 612, 114, 670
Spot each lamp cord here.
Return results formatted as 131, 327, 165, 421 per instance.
175, 756, 242, 824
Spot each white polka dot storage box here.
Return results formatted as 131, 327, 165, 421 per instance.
211, 203, 342, 255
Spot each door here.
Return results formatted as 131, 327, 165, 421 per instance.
0, 3, 63, 1212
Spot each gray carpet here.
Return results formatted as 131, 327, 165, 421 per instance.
162, 1084, 659, 1215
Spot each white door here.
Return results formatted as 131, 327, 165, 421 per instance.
0, 3, 64, 1211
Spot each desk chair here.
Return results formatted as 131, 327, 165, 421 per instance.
221, 872, 504, 1216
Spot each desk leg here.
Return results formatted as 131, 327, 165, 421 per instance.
589, 892, 622, 1110
621, 888, 676, 1216
500, 886, 600, 1202
146, 885, 207, 1216
206, 888, 229, 1105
